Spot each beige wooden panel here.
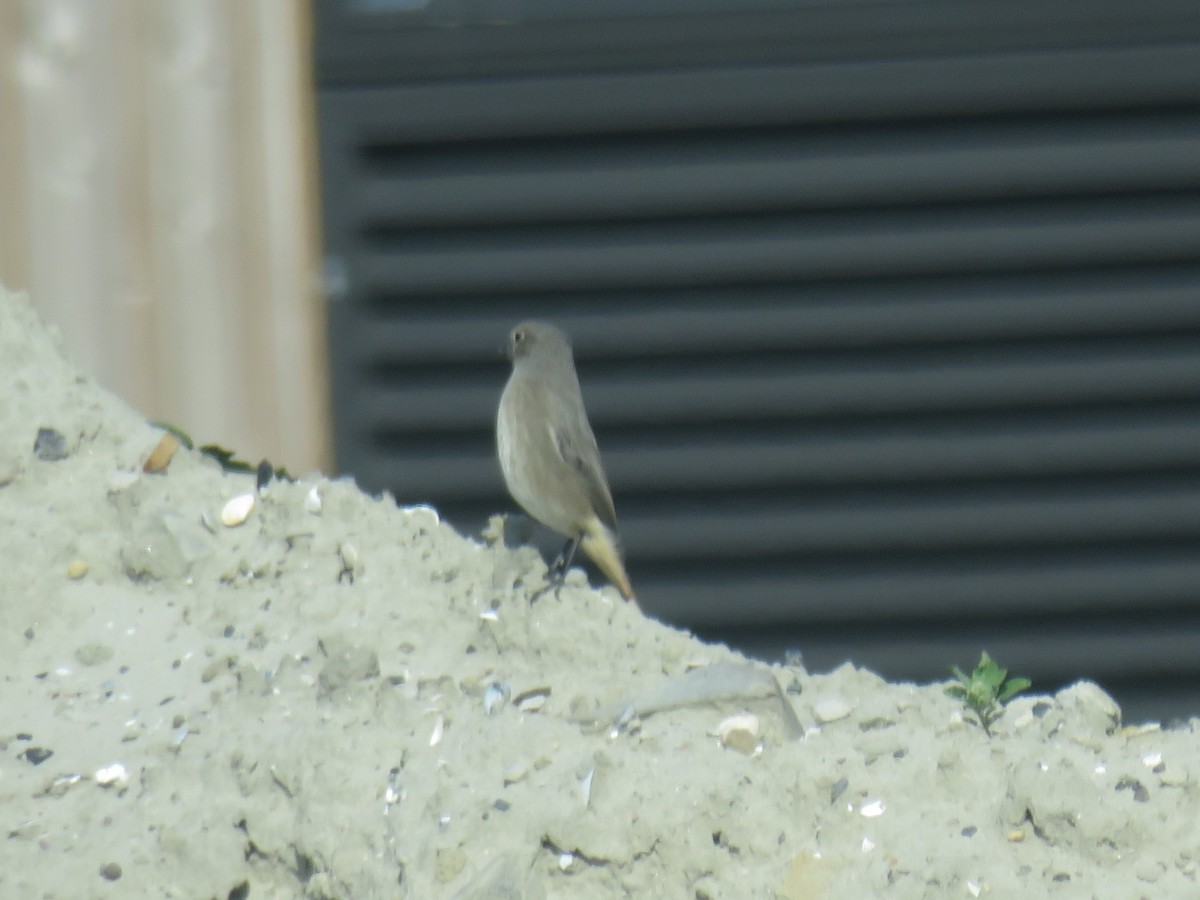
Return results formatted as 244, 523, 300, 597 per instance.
0, 0, 329, 473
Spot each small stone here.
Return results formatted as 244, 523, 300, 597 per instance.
715, 713, 761, 755
579, 767, 595, 808
405, 504, 441, 527
34, 427, 68, 460
221, 493, 256, 527
514, 686, 550, 712
1160, 767, 1191, 787
1007, 829, 1025, 842
813, 698, 852, 724
95, 763, 129, 788
44, 773, 82, 797
142, 431, 180, 473
859, 798, 885, 818
66, 560, 89, 579
338, 542, 360, 577
483, 682, 509, 716
830, 777, 848, 804
1135, 860, 1164, 883
21, 747, 53, 765
503, 762, 530, 785
1115, 777, 1150, 803
255, 460, 274, 491
99, 863, 122, 881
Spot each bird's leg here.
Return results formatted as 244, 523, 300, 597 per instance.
550, 533, 583, 582
531, 534, 583, 602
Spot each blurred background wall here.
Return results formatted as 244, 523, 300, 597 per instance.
0, 0, 329, 472
314, 0, 1200, 724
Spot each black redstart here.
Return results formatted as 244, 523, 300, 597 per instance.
496, 320, 636, 602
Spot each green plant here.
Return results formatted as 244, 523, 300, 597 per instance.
946, 652, 1031, 735
153, 421, 291, 481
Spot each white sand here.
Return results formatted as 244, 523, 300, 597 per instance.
1, 288, 1197, 899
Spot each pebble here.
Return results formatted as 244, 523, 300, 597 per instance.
1136, 860, 1164, 883
34, 427, 68, 460
121, 718, 143, 742
142, 431, 180, 473
44, 773, 81, 797
483, 682, 509, 716
66, 559, 89, 579
514, 686, 550, 712
21, 747, 53, 765
502, 762, 529, 785
813, 698, 852, 724
579, 768, 595, 808
94, 763, 129, 788
859, 798, 886, 818
716, 713, 761, 755
221, 493, 256, 527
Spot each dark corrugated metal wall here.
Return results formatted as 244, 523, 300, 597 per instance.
315, 0, 1200, 723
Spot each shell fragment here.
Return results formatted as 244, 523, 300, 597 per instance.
715, 713, 762, 755
220, 493, 255, 527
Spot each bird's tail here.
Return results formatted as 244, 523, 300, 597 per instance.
580, 516, 637, 604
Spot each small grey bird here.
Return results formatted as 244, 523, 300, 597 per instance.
496, 320, 636, 602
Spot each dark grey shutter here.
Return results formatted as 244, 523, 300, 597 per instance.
315, 0, 1200, 724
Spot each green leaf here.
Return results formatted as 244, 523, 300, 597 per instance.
151, 421, 195, 450
946, 651, 1032, 736
997, 677, 1032, 703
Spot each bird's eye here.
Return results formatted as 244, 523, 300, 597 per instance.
513, 330, 525, 343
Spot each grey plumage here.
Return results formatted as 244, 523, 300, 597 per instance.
496, 321, 635, 601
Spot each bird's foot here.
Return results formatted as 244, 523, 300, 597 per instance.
533, 534, 582, 602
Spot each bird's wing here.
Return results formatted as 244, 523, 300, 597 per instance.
551, 401, 619, 532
